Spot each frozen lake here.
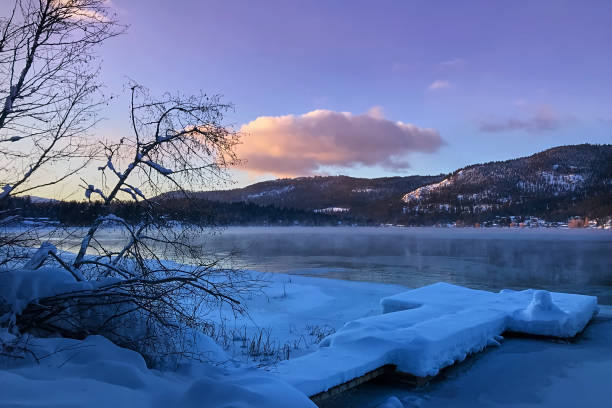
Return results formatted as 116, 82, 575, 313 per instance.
196, 227, 612, 304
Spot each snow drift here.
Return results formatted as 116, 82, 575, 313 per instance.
0, 333, 315, 408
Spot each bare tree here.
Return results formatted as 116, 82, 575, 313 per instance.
0, 0, 123, 201
0, 0, 122, 269
0, 1, 256, 367
8, 83, 256, 367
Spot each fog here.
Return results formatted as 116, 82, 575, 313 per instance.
56, 226, 612, 304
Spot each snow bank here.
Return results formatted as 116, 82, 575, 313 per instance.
0, 334, 315, 408
0, 270, 403, 407
0, 265, 122, 327
277, 282, 598, 397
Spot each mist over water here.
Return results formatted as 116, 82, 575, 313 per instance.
57, 226, 612, 304
200, 227, 612, 303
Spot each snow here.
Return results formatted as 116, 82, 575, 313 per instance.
0, 334, 315, 408
340, 305, 612, 408
276, 282, 597, 397
517, 172, 585, 193
132, 186, 145, 198
213, 272, 405, 365
384, 284, 597, 338
3, 85, 16, 114
121, 187, 138, 200
540, 171, 585, 188
379, 396, 404, 408
22, 241, 57, 270
119, 185, 147, 201
107, 158, 117, 173
0, 266, 410, 408
246, 185, 295, 199
0, 266, 112, 325
402, 178, 453, 202
0, 243, 606, 407
0, 184, 12, 199
100, 214, 127, 224
0, 267, 403, 407
313, 207, 350, 213
85, 184, 106, 200
143, 160, 174, 175
402, 170, 482, 202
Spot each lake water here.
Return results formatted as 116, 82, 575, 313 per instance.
197, 227, 612, 304
55, 226, 612, 304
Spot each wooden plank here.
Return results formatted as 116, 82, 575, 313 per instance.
309, 364, 396, 406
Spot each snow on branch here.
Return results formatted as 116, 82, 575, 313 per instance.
84, 184, 107, 201
130, 185, 145, 199
120, 188, 137, 201
97, 214, 128, 225
23, 242, 58, 270
120, 184, 146, 201
21, 242, 85, 282
0, 185, 13, 200
2, 85, 16, 115
143, 160, 174, 175
104, 158, 124, 179
73, 214, 130, 268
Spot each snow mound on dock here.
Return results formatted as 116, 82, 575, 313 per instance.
277, 283, 598, 397
383, 283, 598, 338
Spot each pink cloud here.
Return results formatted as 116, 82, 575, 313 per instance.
236, 109, 444, 176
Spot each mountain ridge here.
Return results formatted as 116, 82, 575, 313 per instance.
188, 144, 612, 224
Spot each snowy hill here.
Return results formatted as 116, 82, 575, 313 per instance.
169, 144, 612, 224
400, 144, 612, 221
188, 174, 445, 219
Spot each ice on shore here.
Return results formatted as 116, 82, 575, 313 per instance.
277, 282, 598, 397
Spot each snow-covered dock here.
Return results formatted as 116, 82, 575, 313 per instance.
276, 283, 598, 399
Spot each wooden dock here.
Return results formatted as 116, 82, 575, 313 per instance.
309, 365, 396, 406
309, 364, 438, 407
274, 284, 598, 406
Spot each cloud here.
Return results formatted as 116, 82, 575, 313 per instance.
366, 106, 385, 119
236, 109, 444, 176
428, 80, 452, 91
479, 105, 562, 133
58, 0, 114, 21
437, 58, 466, 71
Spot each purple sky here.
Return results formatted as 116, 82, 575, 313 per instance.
6, 0, 612, 189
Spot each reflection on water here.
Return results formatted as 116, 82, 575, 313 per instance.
57, 226, 612, 304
